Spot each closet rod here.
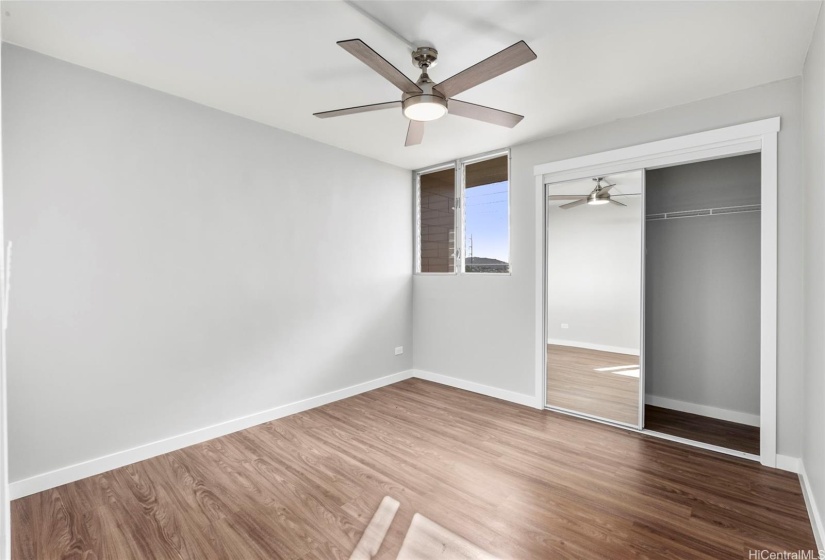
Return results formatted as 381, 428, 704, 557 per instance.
646, 204, 761, 221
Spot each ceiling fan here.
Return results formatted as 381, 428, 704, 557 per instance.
548, 178, 626, 210
313, 39, 537, 146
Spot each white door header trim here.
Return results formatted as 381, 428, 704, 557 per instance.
533, 117, 779, 180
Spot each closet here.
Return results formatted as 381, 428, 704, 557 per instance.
544, 153, 762, 456
643, 154, 761, 454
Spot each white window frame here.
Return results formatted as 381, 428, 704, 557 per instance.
414, 148, 511, 276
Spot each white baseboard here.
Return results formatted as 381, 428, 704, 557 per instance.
799, 459, 825, 551
645, 394, 760, 427
413, 369, 541, 408
546, 338, 639, 356
9, 369, 414, 500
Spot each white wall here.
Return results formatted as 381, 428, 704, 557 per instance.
546, 174, 642, 354
413, 76, 805, 457
803, 2, 825, 547
2, 45, 413, 484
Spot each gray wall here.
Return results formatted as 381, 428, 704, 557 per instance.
2, 45, 413, 483
803, 2, 825, 547
413, 76, 805, 458
645, 155, 761, 416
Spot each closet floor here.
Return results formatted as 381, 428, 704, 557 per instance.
644, 405, 760, 455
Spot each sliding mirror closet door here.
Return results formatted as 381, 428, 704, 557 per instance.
546, 171, 644, 427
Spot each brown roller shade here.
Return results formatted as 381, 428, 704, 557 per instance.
421, 167, 455, 192
419, 167, 456, 273
465, 155, 508, 188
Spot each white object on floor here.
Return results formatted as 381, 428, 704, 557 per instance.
594, 365, 638, 372
612, 368, 640, 378
395, 513, 500, 560
349, 496, 400, 560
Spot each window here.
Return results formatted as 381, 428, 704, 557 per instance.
415, 151, 510, 274
463, 155, 509, 273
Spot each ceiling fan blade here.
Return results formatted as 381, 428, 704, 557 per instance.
434, 40, 537, 98
559, 198, 588, 209
405, 120, 425, 146
337, 39, 422, 94
547, 195, 588, 200
447, 99, 523, 128
609, 199, 627, 207
599, 183, 616, 194
314, 100, 401, 119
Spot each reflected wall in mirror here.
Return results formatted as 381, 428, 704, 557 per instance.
545, 171, 643, 426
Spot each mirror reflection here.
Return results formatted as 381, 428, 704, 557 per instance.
545, 171, 643, 426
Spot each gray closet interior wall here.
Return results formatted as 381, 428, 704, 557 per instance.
645, 154, 761, 417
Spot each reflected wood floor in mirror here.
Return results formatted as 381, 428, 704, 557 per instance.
546, 344, 640, 425
12, 379, 815, 559
645, 405, 761, 455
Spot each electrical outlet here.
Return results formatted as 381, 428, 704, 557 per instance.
561, 323, 569, 329
395, 346, 404, 355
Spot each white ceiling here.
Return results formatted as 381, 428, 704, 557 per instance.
1, 1, 820, 170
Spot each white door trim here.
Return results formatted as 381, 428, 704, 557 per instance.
533, 117, 780, 468
0, 45, 9, 560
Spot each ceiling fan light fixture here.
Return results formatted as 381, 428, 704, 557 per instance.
588, 193, 609, 205
402, 94, 448, 122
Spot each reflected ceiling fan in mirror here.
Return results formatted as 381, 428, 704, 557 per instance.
313, 39, 537, 146
548, 177, 627, 210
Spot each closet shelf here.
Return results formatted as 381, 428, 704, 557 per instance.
646, 204, 761, 221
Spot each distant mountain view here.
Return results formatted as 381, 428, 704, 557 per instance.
465, 257, 509, 273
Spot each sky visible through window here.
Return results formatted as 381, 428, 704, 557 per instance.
465, 180, 509, 263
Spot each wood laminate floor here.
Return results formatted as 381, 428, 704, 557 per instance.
12, 379, 815, 559
645, 405, 761, 455
546, 344, 640, 425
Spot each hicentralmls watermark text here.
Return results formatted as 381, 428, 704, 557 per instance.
748, 550, 825, 560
